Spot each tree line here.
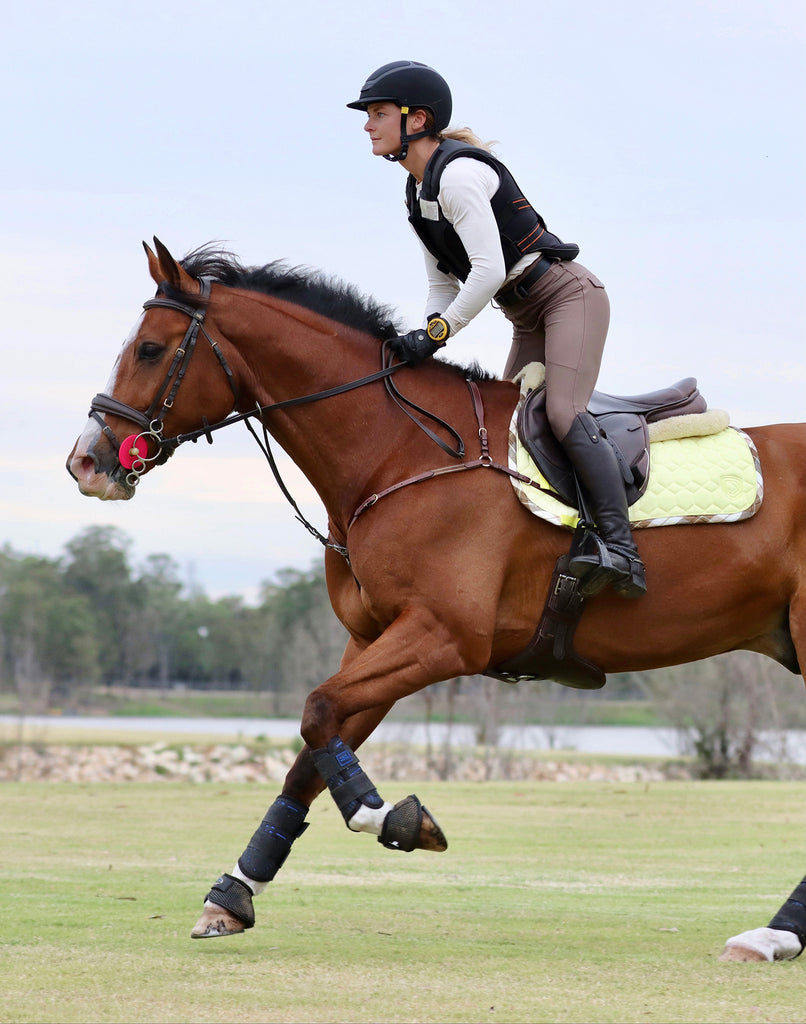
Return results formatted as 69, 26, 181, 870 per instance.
0, 525, 347, 713
2, 524, 804, 777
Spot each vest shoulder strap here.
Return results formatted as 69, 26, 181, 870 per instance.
418, 139, 500, 202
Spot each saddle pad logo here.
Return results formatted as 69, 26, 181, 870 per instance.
720, 474, 746, 498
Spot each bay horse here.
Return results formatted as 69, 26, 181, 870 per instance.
67, 239, 806, 962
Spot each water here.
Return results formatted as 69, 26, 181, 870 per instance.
3, 715, 805, 764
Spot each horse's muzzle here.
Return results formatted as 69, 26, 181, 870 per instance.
66, 447, 135, 500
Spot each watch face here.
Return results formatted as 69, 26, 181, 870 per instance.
427, 317, 448, 343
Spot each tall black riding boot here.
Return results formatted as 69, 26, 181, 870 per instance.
560, 412, 647, 599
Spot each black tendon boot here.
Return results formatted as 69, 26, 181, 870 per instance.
560, 412, 647, 599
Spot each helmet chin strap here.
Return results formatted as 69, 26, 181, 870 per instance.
383, 105, 435, 163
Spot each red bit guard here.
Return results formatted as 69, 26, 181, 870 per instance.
119, 434, 148, 470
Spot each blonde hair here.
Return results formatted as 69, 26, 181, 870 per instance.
439, 127, 497, 153
420, 110, 496, 152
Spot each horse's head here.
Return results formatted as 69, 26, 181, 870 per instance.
67, 239, 240, 500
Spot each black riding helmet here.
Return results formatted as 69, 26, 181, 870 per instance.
347, 60, 452, 161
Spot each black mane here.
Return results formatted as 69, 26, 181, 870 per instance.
179, 243, 401, 339
175, 243, 495, 382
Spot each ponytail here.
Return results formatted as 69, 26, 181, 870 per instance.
419, 110, 496, 152
439, 127, 497, 152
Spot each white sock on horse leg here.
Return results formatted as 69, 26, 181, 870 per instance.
347, 800, 394, 835
724, 926, 803, 961
227, 864, 268, 897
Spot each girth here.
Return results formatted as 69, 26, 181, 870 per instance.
518, 377, 707, 508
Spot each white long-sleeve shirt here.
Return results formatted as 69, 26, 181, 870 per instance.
412, 157, 540, 335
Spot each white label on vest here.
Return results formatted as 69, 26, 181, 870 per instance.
419, 198, 440, 221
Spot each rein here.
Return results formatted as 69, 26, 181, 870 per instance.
90, 280, 551, 562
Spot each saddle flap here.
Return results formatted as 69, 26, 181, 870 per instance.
517, 386, 649, 508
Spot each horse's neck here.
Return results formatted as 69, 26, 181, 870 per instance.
230, 301, 399, 519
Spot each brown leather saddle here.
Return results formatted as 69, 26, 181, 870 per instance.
485, 376, 708, 690
518, 377, 707, 508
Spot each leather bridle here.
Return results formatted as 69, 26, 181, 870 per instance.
89, 277, 241, 486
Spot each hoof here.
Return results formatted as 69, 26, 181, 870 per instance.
418, 804, 448, 852
191, 903, 247, 939
719, 926, 803, 962
719, 943, 768, 962
379, 795, 448, 852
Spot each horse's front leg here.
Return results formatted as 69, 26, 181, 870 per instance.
190, 702, 391, 939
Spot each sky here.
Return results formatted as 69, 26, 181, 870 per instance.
2, 0, 804, 602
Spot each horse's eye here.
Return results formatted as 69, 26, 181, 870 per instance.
137, 341, 165, 361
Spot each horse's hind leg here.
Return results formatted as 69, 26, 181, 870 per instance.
720, 588, 806, 962
720, 875, 806, 961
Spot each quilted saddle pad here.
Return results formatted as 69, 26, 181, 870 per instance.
507, 395, 763, 531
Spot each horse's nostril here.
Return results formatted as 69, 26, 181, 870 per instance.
68, 454, 97, 482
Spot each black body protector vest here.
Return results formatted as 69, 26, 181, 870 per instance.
406, 139, 579, 282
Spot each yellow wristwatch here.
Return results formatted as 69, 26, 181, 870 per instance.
426, 315, 450, 346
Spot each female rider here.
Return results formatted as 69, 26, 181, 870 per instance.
347, 60, 646, 599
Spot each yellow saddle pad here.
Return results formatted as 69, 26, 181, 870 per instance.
507, 394, 763, 531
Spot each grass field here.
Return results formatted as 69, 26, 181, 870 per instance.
1, 779, 803, 1024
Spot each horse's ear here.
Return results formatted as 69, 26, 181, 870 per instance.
143, 240, 163, 285
143, 237, 197, 293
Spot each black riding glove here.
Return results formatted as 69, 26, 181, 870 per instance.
390, 314, 451, 366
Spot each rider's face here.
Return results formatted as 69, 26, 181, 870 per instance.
363, 102, 403, 158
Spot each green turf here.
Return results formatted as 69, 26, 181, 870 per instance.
0, 780, 803, 1023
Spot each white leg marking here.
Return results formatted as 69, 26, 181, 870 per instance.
347, 801, 394, 835
229, 863, 267, 897
724, 926, 803, 961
